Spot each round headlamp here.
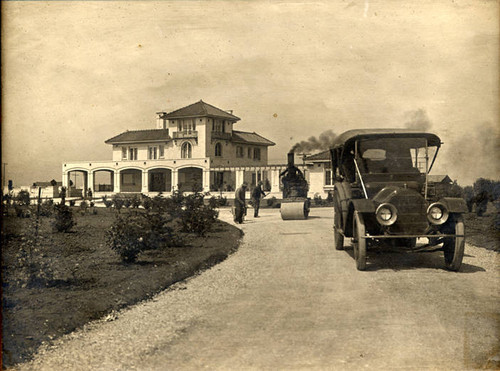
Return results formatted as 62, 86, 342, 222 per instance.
426, 203, 449, 225
376, 203, 398, 226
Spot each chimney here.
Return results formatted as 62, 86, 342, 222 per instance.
287, 152, 295, 167
227, 110, 233, 115
156, 112, 167, 129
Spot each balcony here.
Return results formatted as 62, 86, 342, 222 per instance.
211, 131, 232, 141
173, 130, 198, 143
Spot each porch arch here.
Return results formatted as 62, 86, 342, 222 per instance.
177, 167, 203, 192
147, 167, 172, 192
92, 169, 114, 193
119, 168, 142, 192
66, 169, 88, 198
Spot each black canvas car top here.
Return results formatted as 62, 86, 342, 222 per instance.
331, 129, 441, 149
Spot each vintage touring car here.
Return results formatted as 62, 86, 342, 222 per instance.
331, 129, 467, 271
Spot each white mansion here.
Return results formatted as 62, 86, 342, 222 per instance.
61, 100, 340, 198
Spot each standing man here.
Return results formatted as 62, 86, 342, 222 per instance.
251, 181, 267, 218
234, 182, 248, 224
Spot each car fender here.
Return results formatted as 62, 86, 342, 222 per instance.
350, 199, 376, 213
439, 197, 468, 213
344, 199, 376, 237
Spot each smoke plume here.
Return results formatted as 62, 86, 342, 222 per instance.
404, 108, 432, 131
441, 121, 500, 185
291, 129, 337, 153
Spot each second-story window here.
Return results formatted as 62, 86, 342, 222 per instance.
159, 145, 164, 158
253, 148, 261, 161
215, 143, 222, 157
181, 142, 192, 159
248, 148, 252, 158
128, 147, 138, 160
236, 146, 244, 158
178, 119, 196, 133
213, 119, 225, 133
148, 146, 158, 160
122, 147, 127, 160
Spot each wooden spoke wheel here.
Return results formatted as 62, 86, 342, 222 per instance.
443, 215, 465, 272
353, 211, 367, 271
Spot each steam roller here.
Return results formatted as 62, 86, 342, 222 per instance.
280, 152, 311, 220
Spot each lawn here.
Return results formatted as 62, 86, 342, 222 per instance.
1, 207, 242, 368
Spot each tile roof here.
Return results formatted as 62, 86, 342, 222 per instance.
164, 100, 240, 121
305, 150, 330, 162
231, 130, 275, 146
105, 129, 171, 144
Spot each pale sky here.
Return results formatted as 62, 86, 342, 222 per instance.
2, 0, 498, 186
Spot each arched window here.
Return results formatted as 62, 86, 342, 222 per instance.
215, 142, 222, 157
181, 142, 192, 159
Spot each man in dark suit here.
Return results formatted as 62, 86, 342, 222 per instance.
251, 181, 267, 218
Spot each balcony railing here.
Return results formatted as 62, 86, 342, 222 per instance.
211, 131, 232, 141
173, 130, 198, 139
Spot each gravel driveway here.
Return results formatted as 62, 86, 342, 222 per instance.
17, 208, 499, 370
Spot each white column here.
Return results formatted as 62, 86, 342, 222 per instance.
114, 171, 121, 193
172, 169, 178, 191
88, 171, 94, 194
235, 169, 244, 187
203, 169, 210, 192
62, 172, 68, 188
141, 170, 149, 193
270, 169, 280, 193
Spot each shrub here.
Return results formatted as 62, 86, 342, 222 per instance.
216, 196, 228, 207
208, 196, 218, 209
69, 200, 76, 207
327, 191, 334, 203
107, 214, 148, 263
15, 204, 31, 218
123, 198, 132, 209
107, 212, 180, 263
52, 204, 76, 232
16, 190, 31, 206
314, 195, 323, 206
141, 194, 153, 210
164, 190, 184, 217
131, 195, 141, 208
181, 192, 218, 236
208, 196, 227, 209
16, 218, 54, 288
151, 193, 168, 213
103, 196, 113, 209
112, 195, 124, 213
39, 199, 55, 217
266, 196, 277, 207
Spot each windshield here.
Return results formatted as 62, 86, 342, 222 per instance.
357, 137, 432, 175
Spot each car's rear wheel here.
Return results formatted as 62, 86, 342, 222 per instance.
443, 215, 465, 271
353, 211, 367, 271
334, 207, 344, 250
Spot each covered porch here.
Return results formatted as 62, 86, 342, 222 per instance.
62, 161, 308, 198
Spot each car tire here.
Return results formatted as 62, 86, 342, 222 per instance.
334, 207, 344, 250
353, 211, 367, 271
443, 215, 465, 271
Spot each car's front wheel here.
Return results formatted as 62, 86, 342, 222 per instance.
353, 211, 367, 271
443, 215, 465, 271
